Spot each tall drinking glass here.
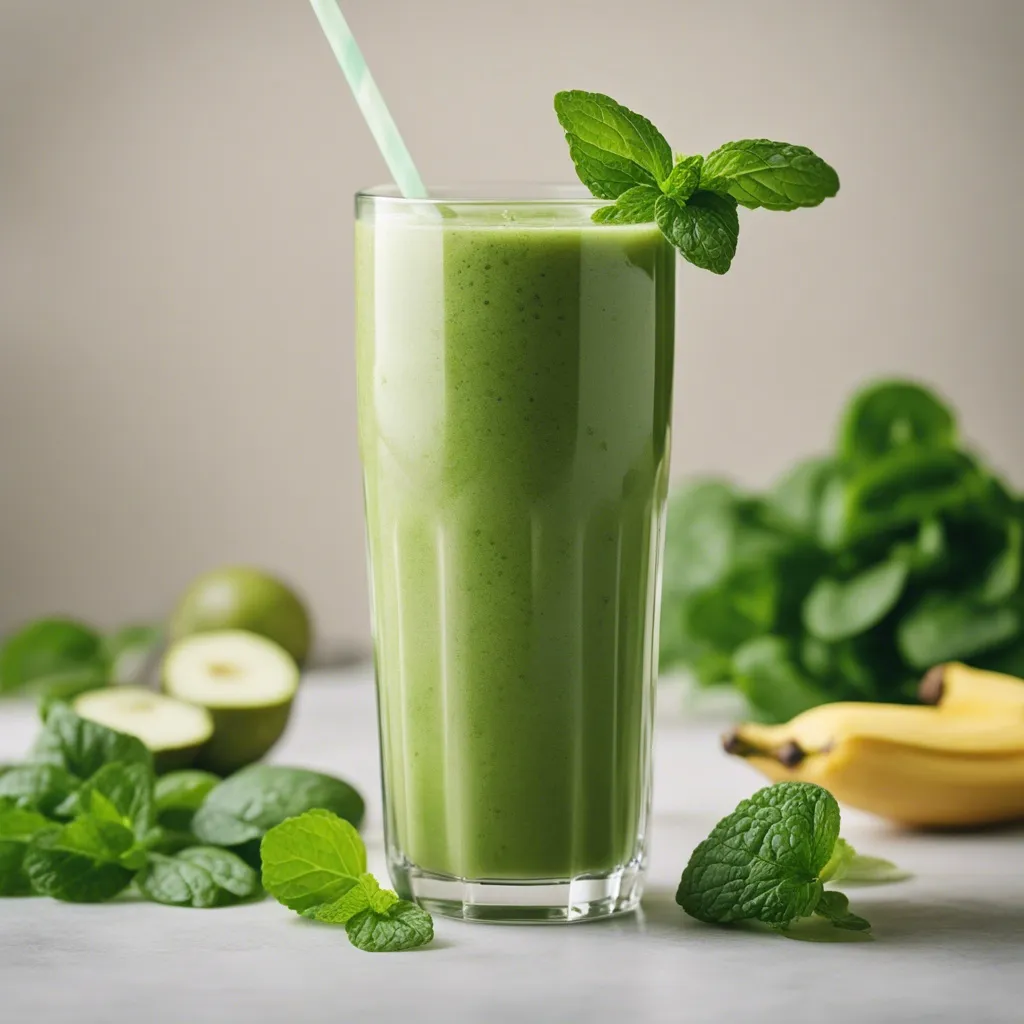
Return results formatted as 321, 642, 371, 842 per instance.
356, 185, 675, 922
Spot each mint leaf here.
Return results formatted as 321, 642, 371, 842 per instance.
0, 802, 52, 896
345, 900, 434, 953
192, 765, 365, 848
32, 703, 152, 779
24, 815, 137, 902
0, 619, 104, 694
655, 192, 739, 275
814, 890, 871, 931
821, 839, 909, 885
663, 155, 703, 202
554, 90, 672, 198
0, 763, 79, 816
56, 762, 156, 839
136, 847, 259, 908
592, 184, 660, 225
260, 808, 365, 912
702, 140, 840, 211
676, 782, 839, 927
303, 872, 399, 924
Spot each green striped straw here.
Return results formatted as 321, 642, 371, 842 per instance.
307, 0, 428, 199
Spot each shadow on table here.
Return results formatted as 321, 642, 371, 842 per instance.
640, 885, 1024, 948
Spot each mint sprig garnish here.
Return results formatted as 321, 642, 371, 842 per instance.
676, 782, 895, 934
554, 91, 839, 273
261, 810, 434, 953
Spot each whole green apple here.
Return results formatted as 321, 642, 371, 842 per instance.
170, 567, 312, 665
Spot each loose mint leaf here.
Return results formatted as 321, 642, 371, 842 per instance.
192, 765, 365, 848
821, 839, 910, 884
554, 90, 673, 195
345, 900, 434, 953
136, 847, 259, 908
702, 140, 839, 211
592, 184, 660, 225
155, 770, 220, 831
676, 782, 839, 927
663, 155, 703, 202
0, 619, 105, 694
0, 763, 79, 816
0, 803, 52, 896
814, 890, 872, 931
260, 808, 365, 912
655, 192, 739, 275
56, 762, 156, 839
24, 815, 136, 902
32, 703, 153, 780
303, 872, 399, 924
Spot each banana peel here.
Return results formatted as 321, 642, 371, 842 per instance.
919, 661, 1024, 718
725, 663, 1024, 828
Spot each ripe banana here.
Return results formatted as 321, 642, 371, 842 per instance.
725, 697, 1024, 827
919, 662, 1024, 719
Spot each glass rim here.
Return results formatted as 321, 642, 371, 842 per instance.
356, 183, 606, 206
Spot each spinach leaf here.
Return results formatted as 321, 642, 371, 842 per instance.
838, 380, 956, 464
155, 770, 221, 831
0, 764, 79, 816
802, 558, 909, 642
0, 620, 105, 694
136, 847, 259, 908
0, 802, 52, 896
23, 815, 137, 902
732, 637, 826, 723
820, 449, 985, 549
897, 595, 1020, 669
56, 762, 156, 840
31, 703, 152, 780
686, 565, 778, 653
978, 519, 1022, 605
192, 765, 364, 848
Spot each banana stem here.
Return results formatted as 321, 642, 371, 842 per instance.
722, 730, 807, 767
918, 664, 946, 706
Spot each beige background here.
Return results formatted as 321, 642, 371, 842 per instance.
1, 0, 1022, 658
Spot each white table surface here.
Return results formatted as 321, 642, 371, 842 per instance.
1, 667, 1022, 1024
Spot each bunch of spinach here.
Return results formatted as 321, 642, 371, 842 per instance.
0, 702, 363, 908
660, 380, 1023, 721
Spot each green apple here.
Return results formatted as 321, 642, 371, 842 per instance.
162, 630, 299, 775
73, 686, 215, 773
170, 566, 312, 665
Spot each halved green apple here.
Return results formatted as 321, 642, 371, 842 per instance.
162, 630, 299, 775
73, 686, 214, 772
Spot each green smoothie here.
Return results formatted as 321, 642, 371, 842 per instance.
356, 196, 674, 884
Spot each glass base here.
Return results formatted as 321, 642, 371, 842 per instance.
389, 857, 645, 923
